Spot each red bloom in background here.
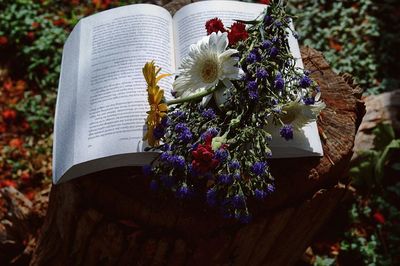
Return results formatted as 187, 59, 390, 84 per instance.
258, 0, 271, 4
9, 138, 23, 149
192, 136, 219, 174
0, 36, 8, 45
205, 18, 226, 35
0, 179, 17, 188
373, 211, 385, 224
2, 108, 17, 122
228, 22, 248, 46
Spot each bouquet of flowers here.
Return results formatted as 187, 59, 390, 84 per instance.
142, 1, 324, 222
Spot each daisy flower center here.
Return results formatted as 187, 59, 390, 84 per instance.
200, 58, 219, 83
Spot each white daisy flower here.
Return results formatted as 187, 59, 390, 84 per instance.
280, 99, 326, 130
173, 31, 243, 105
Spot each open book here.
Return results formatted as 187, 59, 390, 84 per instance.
53, 0, 323, 184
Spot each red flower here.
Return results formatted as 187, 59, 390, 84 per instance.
20, 171, 31, 183
32, 22, 40, 29
258, 0, 271, 4
205, 18, 226, 35
192, 136, 219, 174
27, 32, 35, 41
9, 138, 23, 149
2, 108, 17, 121
373, 212, 385, 224
0, 179, 17, 188
0, 36, 8, 45
3, 79, 13, 91
228, 22, 249, 46
53, 18, 66, 26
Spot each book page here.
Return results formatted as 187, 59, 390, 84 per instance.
53, 22, 82, 184
172, 0, 322, 158
73, 4, 174, 165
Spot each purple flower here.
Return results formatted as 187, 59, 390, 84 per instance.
176, 183, 190, 199
248, 89, 259, 100
233, 173, 241, 180
275, 20, 282, 27
142, 165, 152, 177
246, 52, 257, 64
251, 161, 268, 176
160, 152, 169, 161
229, 160, 241, 170
264, 15, 273, 26
150, 180, 158, 191
303, 96, 315, 105
274, 73, 285, 90
201, 108, 216, 120
153, 125, 165, 139
299, 75, 312, 88
269, 46, 279, 57
160, 144, 170, 151
206, 188, 217, 206
232, 194, 245, 208
256, 68, 268, 79
170, 110, 185, 119
215, 148, 228, 161
160, 117, 170, 127
219, 174, 233, 185
254, 189, 267, 200
280, 124, 294, 141
201, 127, 219, 140
267, 183, 275, 194
262, 40, 273, 50
169, 155, 186, 169
247, 80, 258, 91
175, 123, 192, 143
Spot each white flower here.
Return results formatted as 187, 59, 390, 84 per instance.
280, 100, 326, 130
173, 31, 243, 104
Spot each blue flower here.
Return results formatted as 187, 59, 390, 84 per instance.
201, 108, 216, 120
160, 144, 170, 151
299, 75, 312, 88
264, 15, 273, 26
246, 52, 257, 64
219, 174, 233, 185
233, 173, 241, 181
160, 152, 169, 161
274, 73, 285, 90
175, 123, 192, 143
247, 80, 258, 91
176, 183, 190, 199
267, 183, 275, 194
275, 20, 282, 27
232, 194, 245, 208
142, 165, 152, 177
269, 46, 279, 57
206, 188, 217, 206
254, 189, 267, 200
150, 180, 158, 191
169, 155, 186, 170
248, 89, 259, 100
215, 148, 228, 162
160, 116, 170, 127
201, 127, 219, 140
229, 160, 241, 170
170, 110, 185, 119
280, 124, 294, 141
303, 96, 315, 105
256, 68, 268, 79
251, 161, 267, 176
262, 40, 273, 50
153, 125, 165, 139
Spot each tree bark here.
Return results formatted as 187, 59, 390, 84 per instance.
30, 47, 364, 266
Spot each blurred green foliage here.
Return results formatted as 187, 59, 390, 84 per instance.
288, 0, 400, 94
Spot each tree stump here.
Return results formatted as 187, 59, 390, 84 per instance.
30, 47, 364, 266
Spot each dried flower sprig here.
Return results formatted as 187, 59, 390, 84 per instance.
142, 0, 324, 222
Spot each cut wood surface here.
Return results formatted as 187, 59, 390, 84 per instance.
30, 46, 364, 266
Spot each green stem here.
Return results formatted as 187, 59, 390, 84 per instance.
166, 83, 221, 105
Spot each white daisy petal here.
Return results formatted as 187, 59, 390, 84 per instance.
172, 31, 243, 103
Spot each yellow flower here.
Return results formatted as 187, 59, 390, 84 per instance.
143, 61, 170, 147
